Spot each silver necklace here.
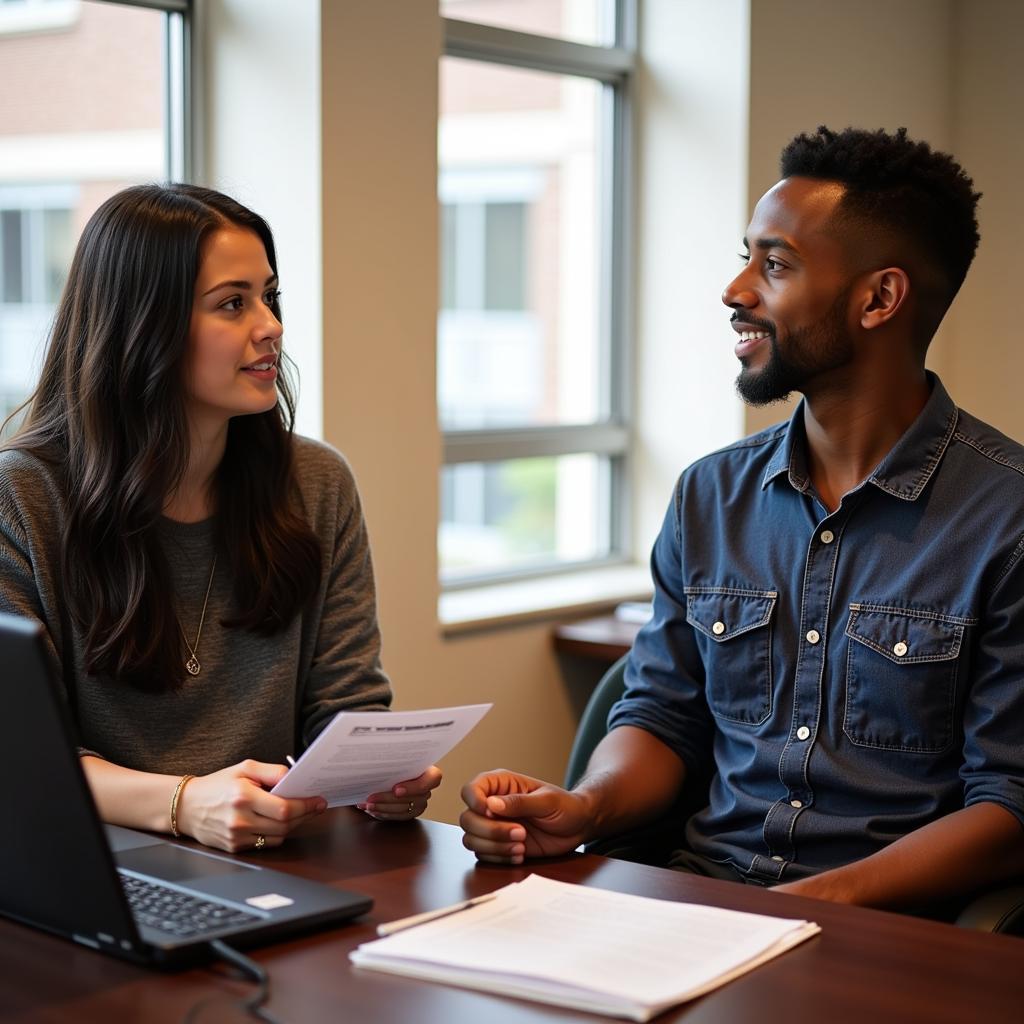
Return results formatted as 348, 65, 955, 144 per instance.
181, 555, 217, 677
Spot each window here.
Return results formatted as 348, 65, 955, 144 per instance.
0, 0, 191, 428
439, 1, 634, 585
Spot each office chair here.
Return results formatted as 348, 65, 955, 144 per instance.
565, 654, 1024, 937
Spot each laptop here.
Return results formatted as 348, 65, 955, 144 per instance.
0, 611, 372, 965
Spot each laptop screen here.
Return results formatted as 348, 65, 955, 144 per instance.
0, 613, 142, 951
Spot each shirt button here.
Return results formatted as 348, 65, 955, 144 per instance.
805, 629, 820, 645
712, 621, 726, 635
893, 641, 908, 657
790, 799, 803, 809
820, 529, 834, 544
796, 726, 810, 740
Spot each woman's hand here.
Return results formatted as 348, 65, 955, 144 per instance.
358, 764, 443, 821
177, 759, 327, 852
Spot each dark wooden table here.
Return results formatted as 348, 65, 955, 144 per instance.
2, 810, 1022, 1022
552, 614, 641, 662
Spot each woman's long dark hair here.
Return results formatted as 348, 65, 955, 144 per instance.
4, 184, 322, 691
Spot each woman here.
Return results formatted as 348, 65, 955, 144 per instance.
0, 184, 440, 851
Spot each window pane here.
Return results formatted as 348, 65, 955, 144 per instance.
41, 207, 73, 303
484, 201, 526, 309
439, 56, 606, 429
0, 0, 177, 431
441, 0, 615, 47
440, 453, 611, 580
441, 202, 459, 310
0, 210, 23, 303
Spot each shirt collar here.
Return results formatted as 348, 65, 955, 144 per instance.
761, 372, 959, 501
762, 412, 808, 491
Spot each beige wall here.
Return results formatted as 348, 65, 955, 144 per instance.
945, 0, 1024, 437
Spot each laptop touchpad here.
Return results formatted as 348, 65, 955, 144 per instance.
116, 843, 256, 882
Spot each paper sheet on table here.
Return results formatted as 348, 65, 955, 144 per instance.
351, 874, 820, 1022
271, 704, 492, 807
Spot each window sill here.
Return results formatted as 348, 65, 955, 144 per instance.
439, 563, 652, 635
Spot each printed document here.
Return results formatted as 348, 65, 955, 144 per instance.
272, 704, 491, 807
351, 874, 820, 1021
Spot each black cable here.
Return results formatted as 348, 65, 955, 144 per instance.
180, 939, 284, 1024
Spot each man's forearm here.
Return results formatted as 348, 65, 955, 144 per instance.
574, 725, 687, 844
774, 802, 1024, 908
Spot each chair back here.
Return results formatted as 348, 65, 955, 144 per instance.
564, 655, 629, 790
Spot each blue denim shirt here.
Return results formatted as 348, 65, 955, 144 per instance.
609, 375, 1024, 884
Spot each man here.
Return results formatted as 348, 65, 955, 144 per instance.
460, 126, 1024, 910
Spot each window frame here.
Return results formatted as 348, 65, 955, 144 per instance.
440, 3, 637, 590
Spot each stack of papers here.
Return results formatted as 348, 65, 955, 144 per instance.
351, 874, 820, 1021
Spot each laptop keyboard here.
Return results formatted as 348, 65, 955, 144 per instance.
120, 872, 261, 940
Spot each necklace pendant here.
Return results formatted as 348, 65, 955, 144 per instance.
180, 554, 216, 681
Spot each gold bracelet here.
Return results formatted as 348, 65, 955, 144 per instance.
169, 774, 195, 838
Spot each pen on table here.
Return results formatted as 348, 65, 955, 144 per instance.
376, 892, 498, 937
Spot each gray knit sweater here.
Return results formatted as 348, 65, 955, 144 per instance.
0, 436, 392, 776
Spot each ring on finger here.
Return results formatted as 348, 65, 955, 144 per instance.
407, 801, 415, 814
254, 834, 266, 850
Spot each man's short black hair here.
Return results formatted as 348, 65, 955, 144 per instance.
780, 126, 980, 309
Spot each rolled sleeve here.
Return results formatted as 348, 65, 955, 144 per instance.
960, 551, 1024, 828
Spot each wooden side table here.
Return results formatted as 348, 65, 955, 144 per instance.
552, 614, 642, 663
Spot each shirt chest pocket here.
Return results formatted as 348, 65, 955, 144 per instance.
685, 587, 777, 726
844, 604, 972, 754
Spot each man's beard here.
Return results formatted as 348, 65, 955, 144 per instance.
735, 287, 854, 407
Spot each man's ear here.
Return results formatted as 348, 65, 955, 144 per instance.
859, 268, 910, 330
